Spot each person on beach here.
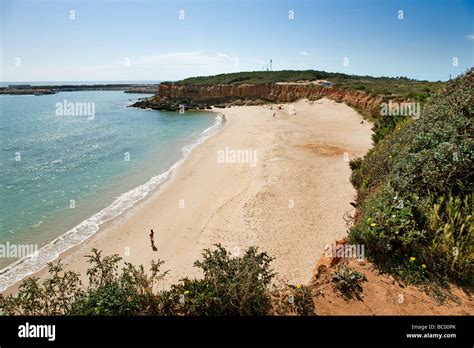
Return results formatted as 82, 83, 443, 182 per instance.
149, 229, 157, 251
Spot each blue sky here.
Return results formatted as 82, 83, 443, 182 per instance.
1, 0, 473, 82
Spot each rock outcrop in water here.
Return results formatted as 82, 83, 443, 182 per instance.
131, 82, 388, 118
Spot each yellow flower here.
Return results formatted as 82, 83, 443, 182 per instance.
127, 296, 132, 302
296, 284, 302, 289
367, 217, 372, 222
184, 290, 190, 295
409, 257, 416, 263
421, 264, 426, 269
370, 223, 377, 227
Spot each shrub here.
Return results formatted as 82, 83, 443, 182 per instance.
348, 70, 473, 286
71, 249, 168, 315
349, 185, 424, 266
0, 249, 169, 316
161, 244, 276, 315
0, 261, 83, 315
1, 245, 314, 316
332, 265, 366, 300
269, 283, 315, 315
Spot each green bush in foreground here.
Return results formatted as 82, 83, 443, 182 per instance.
349, 70, 473, 286
0, 262, 83, 315
0, 245, 315, 316
160, 245, 275, 315
270, 283, 315, 316
71, 250, 168, 315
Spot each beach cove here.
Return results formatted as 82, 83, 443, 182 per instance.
4, 98, 373, 293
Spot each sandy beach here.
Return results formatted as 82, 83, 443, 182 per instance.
5, 98, 373, 292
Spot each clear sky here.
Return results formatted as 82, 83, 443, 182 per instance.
1, 0, 473, 82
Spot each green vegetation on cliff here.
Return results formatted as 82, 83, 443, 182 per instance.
175, 70, 444, 101
349, 70, 473, 287
174, 70, 446, 146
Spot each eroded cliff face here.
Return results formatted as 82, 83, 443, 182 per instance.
132, 82, 387, 118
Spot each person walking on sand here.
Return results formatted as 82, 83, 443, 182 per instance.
149, 229, 157, 251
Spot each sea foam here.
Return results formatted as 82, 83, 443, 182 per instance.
0, 113, 224, 292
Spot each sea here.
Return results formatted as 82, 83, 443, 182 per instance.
0, 89, 222, 291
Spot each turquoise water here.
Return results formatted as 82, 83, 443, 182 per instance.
0, 91, 220, 290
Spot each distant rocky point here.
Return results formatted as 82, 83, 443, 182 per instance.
0, 84, 158, 95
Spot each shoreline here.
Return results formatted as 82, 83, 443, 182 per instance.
0, 83, 159, 95
2, 98, 373, 295
0, 111, 225, 294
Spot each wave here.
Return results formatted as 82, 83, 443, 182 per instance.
0, 112, 224, 292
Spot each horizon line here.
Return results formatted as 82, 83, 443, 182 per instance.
2, 68, 473, 84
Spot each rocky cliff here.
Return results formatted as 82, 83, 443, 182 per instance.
132, 82, 389, 118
